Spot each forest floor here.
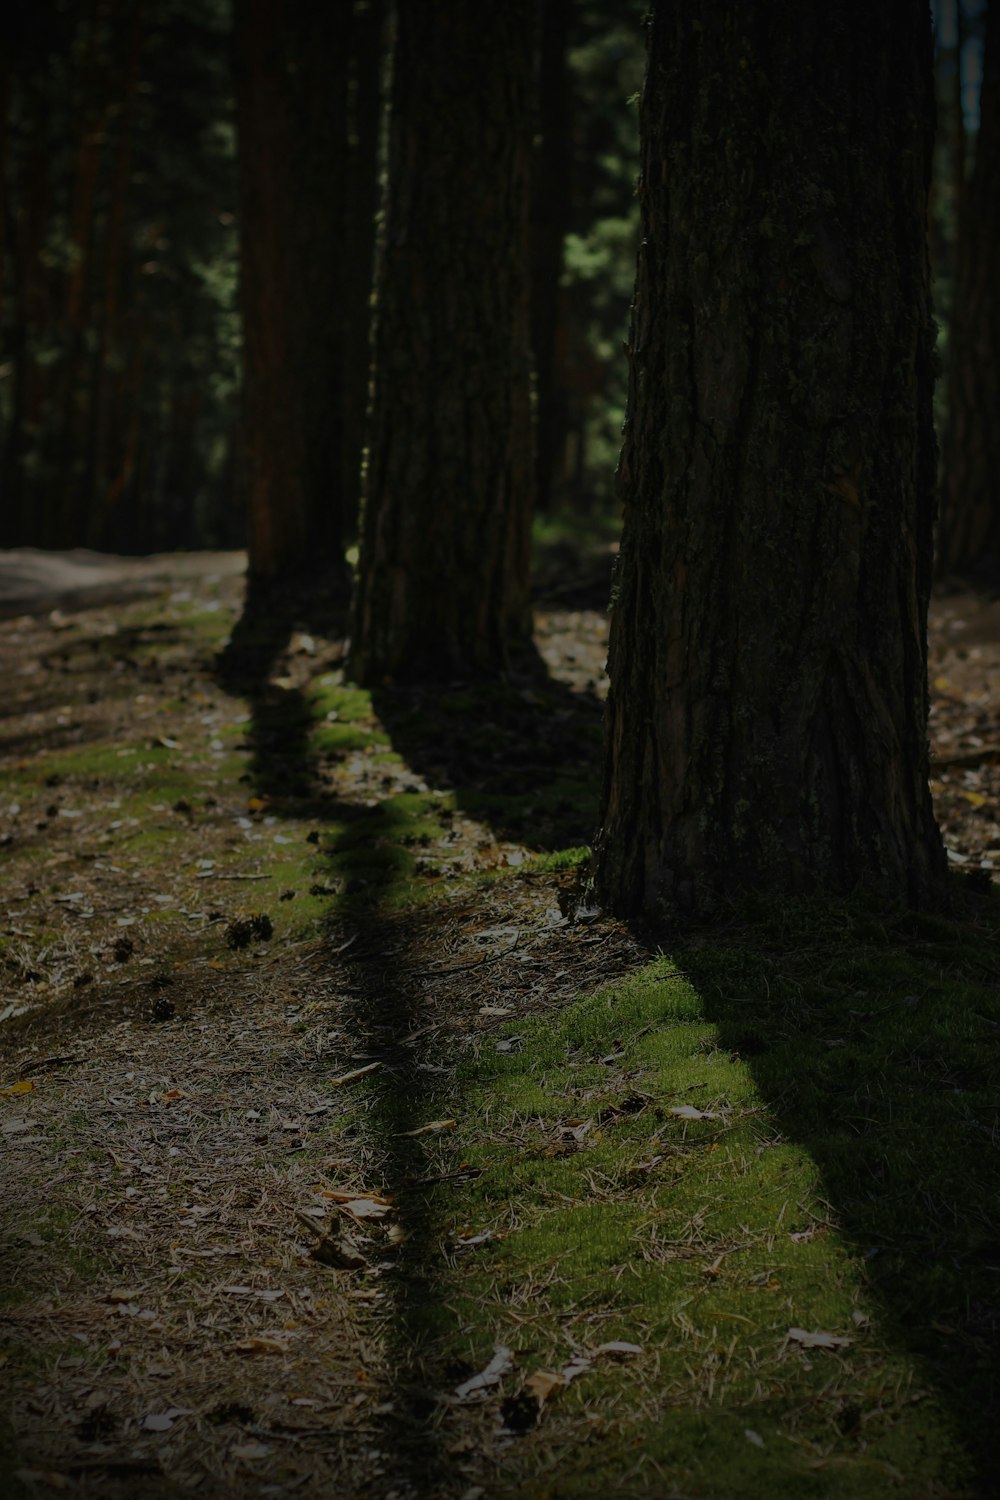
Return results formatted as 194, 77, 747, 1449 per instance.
1, 540, 999, 1500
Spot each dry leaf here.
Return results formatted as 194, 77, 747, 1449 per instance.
524, 1368, 562, 1406
787, 1327, 851, 1350
398, 1119, 456, 1137
230, 1442, 271, 1460
454, 1344, 514, 1401
668, 1104, 721, 1121
329, 1062, 382, 1086
745, 1428, 766, 1448
14, 1471, 69, 1491
594, 1341, 643, 1356
142, 1407, 190, 1431
323, 1191, 392, 1220
559, 1354, 593, 1383
0, 1080, 34, 1097
233, 1337, 291, 1354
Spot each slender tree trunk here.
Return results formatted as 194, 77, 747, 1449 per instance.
350, 0, 535, 684
596, 0, 945, 922
936, 2, 1000, 580
531, 0, 573, 513
88, 6, 142, 546
340, 0, 382, 536
2, 83, 52, 546
234, 0, 361, 590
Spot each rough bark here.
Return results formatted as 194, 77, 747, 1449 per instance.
234, 0, 359, 587
350, 0, 535, 684
936, 2, 1000, 580
596, 0, 946, 922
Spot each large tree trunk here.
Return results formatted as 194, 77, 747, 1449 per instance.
596, 0, 946, 922
234, 0, 365, 589
350, 0, 535, 684
936, 2, 1000, 580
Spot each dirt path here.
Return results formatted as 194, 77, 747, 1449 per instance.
0, 551, 639, 1498
1, 553, 998, 1498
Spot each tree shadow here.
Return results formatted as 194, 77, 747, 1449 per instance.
674, 896, 1000, 1492
369, 637, 605, 860
213, 580, 610, 1495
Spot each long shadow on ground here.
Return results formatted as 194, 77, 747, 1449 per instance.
216, 583, 610, 1496
676, 895, 1000, 1494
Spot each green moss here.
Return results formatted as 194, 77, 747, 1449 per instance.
360, 902, 998, 1497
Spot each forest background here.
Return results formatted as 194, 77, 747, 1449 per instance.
3, 0, 988, 576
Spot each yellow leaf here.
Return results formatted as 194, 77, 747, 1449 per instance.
247, 797, 268, 812
0, 1080, 35, 1098
961, 790, 988, 807
524, 1368, 563, 1406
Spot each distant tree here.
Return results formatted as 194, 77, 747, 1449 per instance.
531, 0, 573, 514
596, 0, 946, 921
234, 0, 380, 589
349, 0, 535, 683
1, 0, 239, 554
936, 0, 1000, 580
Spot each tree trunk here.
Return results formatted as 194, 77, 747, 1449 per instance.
234, 0, 358, 589
350, 0, 535, 684
936, 2, 1000, 580
596, 0, 946, 922
531, 0, 573, 513
87, 5, 143, 547
340, 0, 383, 537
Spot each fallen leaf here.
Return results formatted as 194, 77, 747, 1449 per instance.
233, 1336, 293, 1354
322, 1190, 392, 1220
524, 1369, 562, 1405
329, 1062, 382, 1086
745, 1428, 765, 1448
787, 1327, 851, 1350
397, 1119, 456, 1137
0, 1080, 35, 1097
142, 1407, 191, 1431
559, 1354, 593, 1383
14, 1471, 69, 1491
668, 1104, 721, 1121
230, 1442, 271, 1459
593, 1341, 643, 1357
454, 1344, 514, 1401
